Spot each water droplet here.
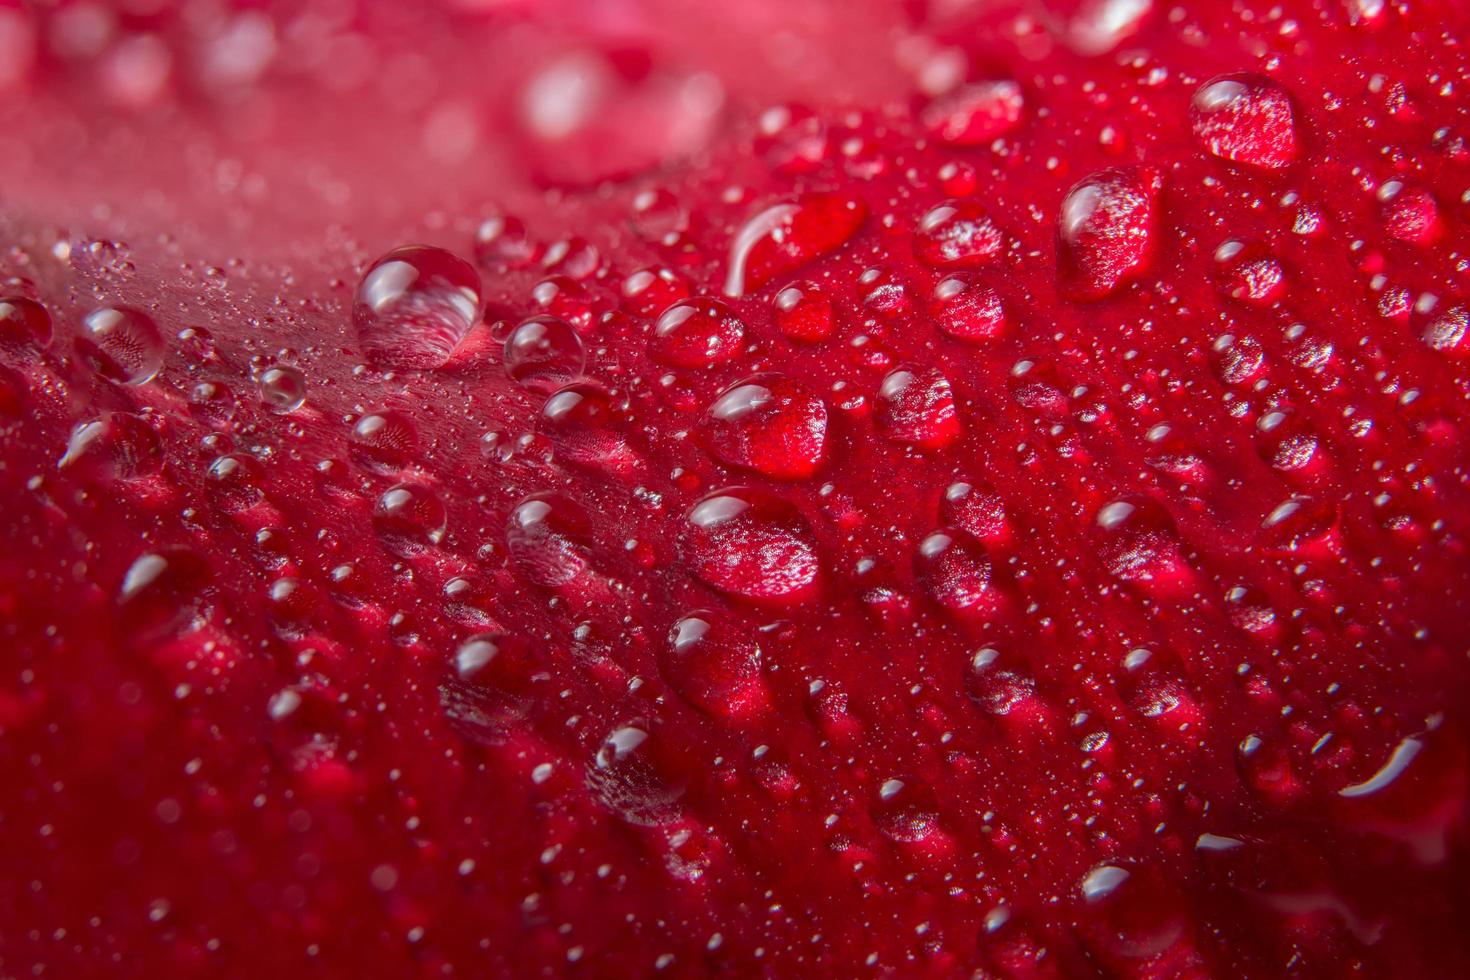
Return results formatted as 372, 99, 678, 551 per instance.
941, 481, 1010, 543
1378, 181, 1442, 245
206, 453, 266, 512
1118, 647, 1195, 721
1094, 496, 1188, 586
187, 381, 237, 428
538, 381, 640, 476
754, 103, 827, 174
1190, 73, 1298, 170
76, 306, 164, 384
873, 777, 940, 843
630, 188, 689, 239
1077, 860, 1186, 960
1057, 167, 1162, 301
349, 410, 418, 472
772, 280, 835, 343
373, 483, 447, 557
473, 215, 539, 268
724, 192, 866, 298
1213, 240, 1286, 307
439, 631, 533, 744
507, 492, 593, 589
58, 412, 161, 480
258, 365, 307, 414
504, 315, 585, 392
587, 725, 686, 826
1259, 495, 1336, 551
683, 488, 821, 606
117, 547, 211, 639
1421, 306, 1468, 356
354, 245, 482, 370
916, 529, 1003, 621
915, 200, 1004, 269
652, 299, 745, 367
966, 646, 1037, 715
921, 80, 1025, 146
620, 266, 689, 316
875, 366, 962, 449
701, 373, 827, 480
930, 276, 1007, 342
661, 611, 765, 718
0, 296, 52, 356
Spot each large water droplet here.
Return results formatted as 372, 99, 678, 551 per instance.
354, 245, 482, 370
683, 488, 821, 606
914, 200, 1004, 269
507, 492, 593, 589
930, 276, 1006, 342
504, 315, 585, 392
724, 192, 866, 298
1190, 73, 1298, 170
772, 280, 835, 343
76, 306, 164, 385
0, 296, 52, 356
920, 80, 1025, 146
257, 365, 307, 414
58, 412, 161, 480
875, 366, 962, 449
438, 631, 533, 744
586, 725, 686, 826
372, 483, 447, 557
1057, 167, 1162, 301
701, 373, 827, 480
661, 611, 766, 719
652, 299, 745, 367
916, 529, 1003, 621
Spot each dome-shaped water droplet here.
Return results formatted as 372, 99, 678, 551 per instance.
586, 724, 686, 826
930, 276, 1007, 342
1057, 167, 1162, 301
772, 280, 835, 343
683, 488, 821, 606
914, 200, 1004, 269
701, 373, 827, 480
58, 412, 162, 480
349, 410, 419, 472
1094, 496, 1188, 586
76, 306, 164, 384
372, 483, 447, 557
965, 646, 1037, 716
503, 315, 585, 392
724, 192, 866, 298
0, 296, 52, 356
258, 365, 307, 414
473, 214, 539, 269
941, 480, 1010, 543
354, 245, 482, 370
921, 80, 1025, 146
916, 528, 1003, 621
1190, 73, 1298, 170
206, 453, 266, 512
506, 492, 593, 589
875, 366, 962, 449
438, 631, 533, 744
661, 611, 766, 719
873, 777, 941, 843
652, 298, 746, 367
538, 382, 641, 477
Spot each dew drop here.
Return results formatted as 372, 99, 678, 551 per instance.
504, 315, 585, 392
354, 245, 482, 370
76, 306, 164, 385
701, 373, 827, 480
